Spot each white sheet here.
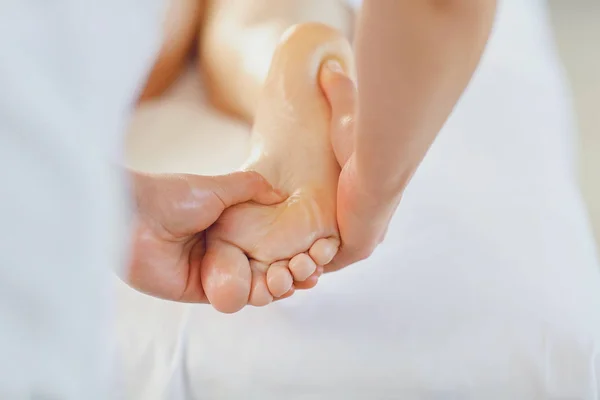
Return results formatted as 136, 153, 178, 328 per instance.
118, 1, 600, 398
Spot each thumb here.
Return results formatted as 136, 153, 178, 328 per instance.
205, 171, 285, 208
319, 60, 357, 167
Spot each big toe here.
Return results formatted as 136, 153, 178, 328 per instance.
201, 239, 252, 313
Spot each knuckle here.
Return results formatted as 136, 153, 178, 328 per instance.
243, 170, 268, 188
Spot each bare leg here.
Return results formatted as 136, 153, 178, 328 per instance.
200, 23, 355, 313
139, 0, 204, 102
200, 0, 353, 121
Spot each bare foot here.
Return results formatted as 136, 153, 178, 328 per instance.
200, 23, 355, 313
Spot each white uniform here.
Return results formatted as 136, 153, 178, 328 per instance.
0, 1, 164, 397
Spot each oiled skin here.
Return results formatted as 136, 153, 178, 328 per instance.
200, 23, 355, 313
138, 0, 352, 108
134, 1, 355, 312
200, 0, 353, 121
139, 0, 204, 101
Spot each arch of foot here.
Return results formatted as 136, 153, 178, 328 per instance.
200, 22, 355, 313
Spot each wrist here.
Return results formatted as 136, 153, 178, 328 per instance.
340, 157, 404, 240
351, 154, 413, 203
334, 157, 404, 266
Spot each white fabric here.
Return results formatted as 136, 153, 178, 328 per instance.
1, 0, 595, 398
119, 1, 600, 399
0, 0, 164, 398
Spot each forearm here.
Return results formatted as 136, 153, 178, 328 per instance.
354, 0, 496, 196
201, 0, 353, 121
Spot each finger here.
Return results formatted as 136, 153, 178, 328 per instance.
273, 286, 295, 302
324, 252, 356, 274
279, 286, 296, 300
319, 60, 357, 167
208, 171, 285, 208
324, 164, 398, 273
324, 207, 391, 273
325, 214, 385, 273
294, 266, 323, 290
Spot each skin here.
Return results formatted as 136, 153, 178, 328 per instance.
199, 0, 497, 273
200, 23, 355, 313
321, 0, 498, 271
132, 0, 497, 309
193, 1, 354, 311
135, 0, 355, 312
200, 0, 353, 121
128, 170, 283, 302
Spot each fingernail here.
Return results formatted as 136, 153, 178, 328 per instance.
324, 60, 357, 88
326, 60, 344, 74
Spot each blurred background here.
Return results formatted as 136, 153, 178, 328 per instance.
550, 0, 599, 247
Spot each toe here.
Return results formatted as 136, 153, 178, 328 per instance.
266, 261, 294, 298
276, 286, 296, 301
248, 260, 273, 307
294, 266, 323, 290
309, 238, 340, 266
288, 253, 317, 282
201, 238, 251, 314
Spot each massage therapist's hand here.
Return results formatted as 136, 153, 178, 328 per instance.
127, 171, 283, 302
319, 63, 402, 272
318, 1, 496, 272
